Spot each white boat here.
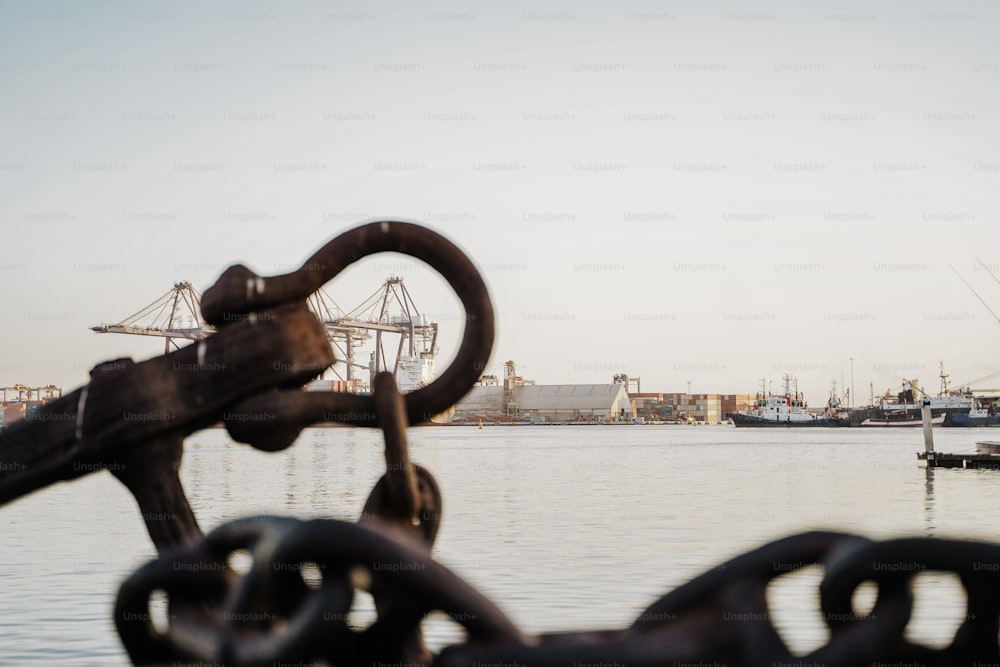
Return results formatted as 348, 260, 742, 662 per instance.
860, 414, 945, 427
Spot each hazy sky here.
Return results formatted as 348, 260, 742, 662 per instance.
2, 1, 998, 406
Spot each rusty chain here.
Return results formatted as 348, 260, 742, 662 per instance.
2, 220, 1000, 665
114, 520, 1000, 667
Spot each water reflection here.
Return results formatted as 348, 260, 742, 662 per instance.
924, 465, 936, 535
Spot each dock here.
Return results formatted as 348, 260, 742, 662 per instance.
912, 400, 1000, 469
918, 440, 1000, 469
918, 451, 1000, 470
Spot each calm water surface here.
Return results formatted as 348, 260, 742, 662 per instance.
1, 425, 997, 664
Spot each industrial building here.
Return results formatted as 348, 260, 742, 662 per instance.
454, 382, 634, 423
452, 361, 634, 423
452, 361, 760, 424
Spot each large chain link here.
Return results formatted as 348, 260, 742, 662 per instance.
117, 519, 1000, 666
3, 220, 1000, 666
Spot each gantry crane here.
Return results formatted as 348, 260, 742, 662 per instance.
91, 281, 210, 354
335, 276, 438, 388
92, 276, 438, 393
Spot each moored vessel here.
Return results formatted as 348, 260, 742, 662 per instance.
874, 364, 974, 421
860, 414, 945, 427
943, 406, 1000, 427
730, 375, 851, 427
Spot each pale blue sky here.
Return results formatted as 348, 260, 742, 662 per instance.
2, 0, 998, 405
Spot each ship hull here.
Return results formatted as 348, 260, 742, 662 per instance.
860, 414, 945, 427
943, 413, 1000, 427
730, 413, 851, 427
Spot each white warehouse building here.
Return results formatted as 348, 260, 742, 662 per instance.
453, 383, 634, 422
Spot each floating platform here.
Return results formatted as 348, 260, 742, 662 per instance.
919, 443, 1000, 469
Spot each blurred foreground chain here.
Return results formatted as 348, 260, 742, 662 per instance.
3, 220, 1000, 666
118, 521, 1000, 667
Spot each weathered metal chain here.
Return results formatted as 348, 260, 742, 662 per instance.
3, 220, 1000, 665
116, 515, 524, 666
118, 521, 1000, 666
201, 220, 494, 448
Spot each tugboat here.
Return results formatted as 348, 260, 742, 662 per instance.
730, 375, 851, 427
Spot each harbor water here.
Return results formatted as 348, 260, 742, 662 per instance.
1, 425, 997, 665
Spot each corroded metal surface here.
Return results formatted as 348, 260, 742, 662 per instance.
116, 518, 1000, 666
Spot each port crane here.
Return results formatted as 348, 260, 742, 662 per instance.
92, 276, 437, 393
90, 281, 210, 354
333, 276, 438, 389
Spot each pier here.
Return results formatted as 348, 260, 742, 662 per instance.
918, 451, 1000, 470
917, 396, 1000, 468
